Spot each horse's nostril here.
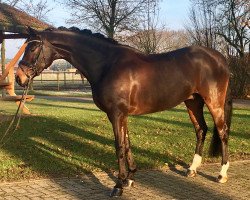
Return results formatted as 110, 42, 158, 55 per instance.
15, 76, 20, 84
15, 75, 24, 86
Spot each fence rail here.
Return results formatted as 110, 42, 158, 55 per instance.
15, 71, 90, 91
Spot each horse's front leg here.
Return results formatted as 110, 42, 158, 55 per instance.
108, 111, 128, 197
125, 131, 137, 187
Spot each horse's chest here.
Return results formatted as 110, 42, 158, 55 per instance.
91, 91, 108, 112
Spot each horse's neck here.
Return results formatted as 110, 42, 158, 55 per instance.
49, 32, 116, 85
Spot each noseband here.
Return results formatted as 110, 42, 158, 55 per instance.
19, 40, 46, 78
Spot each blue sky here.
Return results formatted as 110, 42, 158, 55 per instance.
4, 0, 191, 58
159, 0, 191, 30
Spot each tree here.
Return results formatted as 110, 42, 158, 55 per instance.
62, 0, 159, 39
125, 0, 188, 54
124, 0, 163, 54
160, 30, 189, 51
127, 29, 189, 54
186, 0, 250, 57
185, 0, 218, 49
213, 0, 250, 58
21, 0, 53, 22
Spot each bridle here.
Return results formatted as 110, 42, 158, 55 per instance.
19, 39, 47, 78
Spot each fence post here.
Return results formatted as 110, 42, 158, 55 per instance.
64, 71, 66, 87
1, 36, 6, 97
57, 71, 60, 91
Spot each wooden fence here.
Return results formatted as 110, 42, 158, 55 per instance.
15, 71, 90, 91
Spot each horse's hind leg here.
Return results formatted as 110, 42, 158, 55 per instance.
185, 94, 208, 177
204, 87, 230, 183
205, 81, 232, 183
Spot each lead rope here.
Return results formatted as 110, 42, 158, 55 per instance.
0, 78, 31, 148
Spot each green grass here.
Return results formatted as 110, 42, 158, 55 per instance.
0, 97, 249, 181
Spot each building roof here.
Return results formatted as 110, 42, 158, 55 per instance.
0, 3, 51, 33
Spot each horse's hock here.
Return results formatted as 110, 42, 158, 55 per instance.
0, 3, 51, 114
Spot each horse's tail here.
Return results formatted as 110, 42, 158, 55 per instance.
209, 80, 233, 157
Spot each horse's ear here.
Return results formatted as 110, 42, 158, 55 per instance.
27, 26, 39, 36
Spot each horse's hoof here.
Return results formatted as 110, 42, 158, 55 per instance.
124, 179, 134, 187
217, 175, 228, 183
186, 169, 197, 177
110, 187, 123, 197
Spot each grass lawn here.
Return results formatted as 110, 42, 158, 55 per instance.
0, 97, 249, 181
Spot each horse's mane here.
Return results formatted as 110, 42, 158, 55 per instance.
44, 26, 119, 45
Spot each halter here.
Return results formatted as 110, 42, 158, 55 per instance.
19, 39, 47, 78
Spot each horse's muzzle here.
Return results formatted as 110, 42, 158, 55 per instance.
15, 67, 29, 87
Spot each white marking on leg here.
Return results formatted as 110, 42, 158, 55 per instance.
189, 154, 202, 171
220, 162, 229, 177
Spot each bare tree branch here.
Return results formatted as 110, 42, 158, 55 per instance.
61, 0, 160, 38
186, 0, 250, 57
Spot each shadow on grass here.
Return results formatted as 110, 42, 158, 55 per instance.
230, 130, 250, 140
133, 114, 193, 129
30, 101, 100, 112
1, 113, 191, 172
36, 96, 94, 103
0, 115, 115, 198
232, 111, 250, 119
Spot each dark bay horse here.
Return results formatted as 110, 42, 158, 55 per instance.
16, 27, 232, 197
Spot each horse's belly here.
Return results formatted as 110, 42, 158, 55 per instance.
128, 88, 192, 115
129, 100, 180, 115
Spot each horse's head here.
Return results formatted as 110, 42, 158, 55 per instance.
16, 27, 56, 87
